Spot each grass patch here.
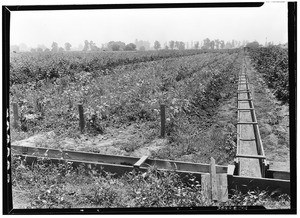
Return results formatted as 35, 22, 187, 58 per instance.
12, 156, 290, 209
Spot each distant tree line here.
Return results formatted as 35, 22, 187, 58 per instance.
154, 39, 258, 51
10, 38, 269, 53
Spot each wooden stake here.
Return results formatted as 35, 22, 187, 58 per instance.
78, 104, 85, 133
210, 157, 218, 201
160, 104, 165, 138
12, 103, 19, 130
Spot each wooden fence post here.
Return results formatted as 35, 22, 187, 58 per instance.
210, 157, 218, 201
202, 157, 228, 203
160, 104, 166, 138
78, 104, 85, 133
12, 103, 19, 130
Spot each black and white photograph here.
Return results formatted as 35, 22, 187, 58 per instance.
2, 0, 296, 214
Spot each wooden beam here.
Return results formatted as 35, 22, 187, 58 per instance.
134, 156, 148, 169
267, 170, 290, 180
11, 145, 228, 174
237, 122, 258, 125
239, 138, 256, 141
210, 157, 218, 201
237, 89, 250, 92
145, 159, 227, 174
14, 154, 206, 182
16, 154, 140, 176
228, 175, 290, 195
12, 145, 141, 166
236, 154, 266, 159
237, 98, 253, 101
22, 146, 28, 154
237, 108, 255, 111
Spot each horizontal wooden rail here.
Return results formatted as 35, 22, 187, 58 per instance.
11, 145, 228, 174
237, 98, 253, 101
12, 145, 140, 166
236, 154, 266, 159
266, 169, 290, 181
11, 147, 289, 199
16, 154, 142, 176
237, 90, 251, 93
228, 175, 290, 195
239, 138, 256, 141
237, 108, 255, 111
237, 122, 258, 125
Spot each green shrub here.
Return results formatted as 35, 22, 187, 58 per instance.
249, 46, 289, 104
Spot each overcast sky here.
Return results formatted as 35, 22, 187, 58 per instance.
10, 2, 288, 49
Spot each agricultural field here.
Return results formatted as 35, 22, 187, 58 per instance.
9, 48, 290, 209
10, 49, 226, 85
10, 49, 239, 164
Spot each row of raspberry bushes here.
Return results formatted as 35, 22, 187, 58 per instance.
10, 52, 234, 136
10, 49, 239, 85
10, 51, 240, 164
248, 46, 289, 104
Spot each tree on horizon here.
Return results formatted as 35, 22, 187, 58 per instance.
154, 41, 161, 50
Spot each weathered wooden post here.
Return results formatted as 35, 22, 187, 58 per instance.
12, 103, 19, 130
210, 157, 218, 202
201, 157, 228, 202
160, 104, 166, 138
78, 104, 85, 133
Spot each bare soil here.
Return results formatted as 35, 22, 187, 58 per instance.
12, 123, 167, 158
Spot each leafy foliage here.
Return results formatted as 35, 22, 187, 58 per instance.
10, 49, 240, 164
10, 51, 233, 133
10, 49, 234, 85
248, 46, 289, 104
12, 156, 290, 209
